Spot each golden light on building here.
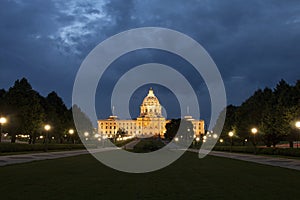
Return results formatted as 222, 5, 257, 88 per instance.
97, 88, 205, 138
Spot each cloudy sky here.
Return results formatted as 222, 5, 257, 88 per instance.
1, 0, 300, 123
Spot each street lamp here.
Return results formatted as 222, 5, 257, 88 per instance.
69, 129, 75, 144
228, 131, 234, 152
44, 124, 51, 152
0, 117, 7, 143
251, 128, 258, 143
251, 127, 258, 154
295, 121, 300, 148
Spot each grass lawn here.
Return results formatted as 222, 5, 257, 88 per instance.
0, 152, 300, 200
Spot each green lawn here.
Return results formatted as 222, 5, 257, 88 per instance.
1, 152, 300, 200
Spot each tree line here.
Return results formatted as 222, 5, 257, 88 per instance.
214, 79, 300, 147
0, 78, 93, 144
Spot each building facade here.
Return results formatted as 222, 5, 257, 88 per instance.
97, 88, 205, 138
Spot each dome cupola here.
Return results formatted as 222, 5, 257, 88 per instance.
140, 88, 162, 117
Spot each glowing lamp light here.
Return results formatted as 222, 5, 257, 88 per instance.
0, 117, 7, 124
84, 132, 89, 137
295, 121, 300, 129
44, 125, 51, 131
228, 131, 234, 137
196, 137, 200, 142
69, 129, 74, 134
251, 128, 258, 134
213, 134, 218, 139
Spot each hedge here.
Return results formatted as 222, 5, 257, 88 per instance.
133, 139, 165, 153
0, 143, 85, 153
213, 146, 300, 157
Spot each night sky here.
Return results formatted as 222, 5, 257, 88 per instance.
1, 0, 300, 124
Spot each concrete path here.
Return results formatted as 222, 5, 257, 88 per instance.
189, 149, 300, 171
0, 148, 119, 167
0, 149, 89, 167
123, 139, 141, 150
2, 144, 300, 171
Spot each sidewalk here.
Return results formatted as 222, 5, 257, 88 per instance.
123, 139, 141, 150
2, 147, 300, 171
0, 150, 89, 167
189, 149, 300, 171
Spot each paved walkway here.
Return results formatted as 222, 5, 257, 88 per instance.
2, 145, 300, 171
0, 150, 89, 167
189, 149, 300, 171
0, 148, 120, 167
123, 139, 141, 150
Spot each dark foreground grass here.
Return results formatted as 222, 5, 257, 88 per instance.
1, 152, 300, 200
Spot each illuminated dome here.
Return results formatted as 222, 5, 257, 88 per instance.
140, 88, 162, 117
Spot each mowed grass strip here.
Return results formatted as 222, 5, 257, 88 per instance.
0, 152, 300, 200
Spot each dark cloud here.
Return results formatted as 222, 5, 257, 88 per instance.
1, 0, 300, 123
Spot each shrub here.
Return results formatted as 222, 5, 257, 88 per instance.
133, 139, 165, 153
213, 146, 300, 157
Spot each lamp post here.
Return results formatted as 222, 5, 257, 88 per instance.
44, 124, 51, 152
69, 129, 75, 144
0, 117, 7, 143
295, 121, 300, 148
251, 128, 258, 154
228, 131, 234, 152
84, 131, 89, 141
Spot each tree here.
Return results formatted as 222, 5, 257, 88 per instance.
213, 79, 300, 148
5, 78, 45, 143
214, 105, 238, 144
165, 119, 180, 140
72, 105, 94, 137
113, 128, 127, 142
165, 119, 194, 144
43, 91, 69, 143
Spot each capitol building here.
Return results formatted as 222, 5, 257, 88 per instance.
97, 88, 205, 138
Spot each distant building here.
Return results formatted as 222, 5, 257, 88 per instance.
97, 88, 205, 138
